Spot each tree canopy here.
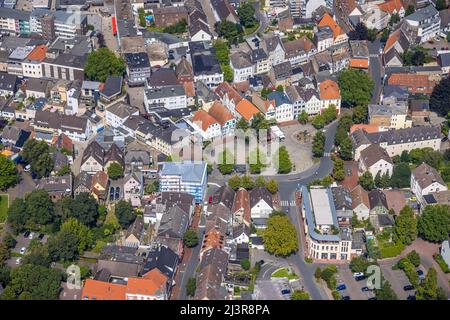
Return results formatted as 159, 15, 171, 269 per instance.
1, 264, 62, 300
107, 163, 124, 180
338, 69, 374, 107
312, 131, 325, 157
358, 171, 375, 191
394, 206, 417, 245
430, 76, 450, 116
115, 200, 136, 228
237, 2, 257, 28
418, 205, 450, 242
85, 47, 126, 82
275, 146, 292, 174
0, 155, 19, 191
263, 214, 298, 256
22, 139, 54, 178
183, 229, 199, 248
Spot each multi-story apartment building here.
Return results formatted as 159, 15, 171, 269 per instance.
0, 8, 30, 35
300, 186, 353, 261
403, 5, 440, 43
159, 161, 208, 203
230, 51, 254, 83
30, 9, 87, 39
352, 126, 442, 160
22, 45, 47, 78
144, 85, 187, 111
124, 52, 151, 86
267, 91, 294, 123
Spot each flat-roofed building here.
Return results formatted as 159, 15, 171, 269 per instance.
300, 186, 353, 261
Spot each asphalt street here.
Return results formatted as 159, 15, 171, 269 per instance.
368, 39, 384, 104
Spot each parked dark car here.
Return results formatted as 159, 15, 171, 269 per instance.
38, 233, 45, 240
368, 297, 377, 300
23, 231, 30, 238
407, 295, 416, 300
341, 296, 351, 300
281, 289, 290, 295
355, 275, 366, 281
403, 285, 415, 291
361, 286, 370, 292
336, 284, 347, 291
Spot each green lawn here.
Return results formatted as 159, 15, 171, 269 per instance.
271, 268, 299, 280
0, 194, 9, 223
244, 23, 259, 36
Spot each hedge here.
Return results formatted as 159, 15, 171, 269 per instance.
433, 254, 450, 274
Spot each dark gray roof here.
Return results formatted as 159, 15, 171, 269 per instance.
249, 187, 273, 209
251, 48, 268, 63
148, 68, 178, 87
142, 245, 179, 279
331, 186, 352, 211
0, 72, 17, 92
382, 85, 409, 101
211, 0, 234, 20
0, 7, 30, 20
410, 99, 430, 112
74, 171, 92, 191
212, 185, 235, 210
406, 5, 439, 22
34, 110, 88, 134
368, 189, 388, 210
272, 61, 292, 80
158, 205, 189, 239
145, 85, 185, 100
366, 126, 441, 146
360, 144, 393, 168
45, 53, 87, 69
124, 52, 150, 69
439, 52, 450, 68
192, 54, 222, 75
101, 76, 122, 98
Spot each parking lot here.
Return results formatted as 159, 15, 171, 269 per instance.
379, 261, 412, 300
336, 265, 376, 300
6, 232, 47, 268
254, 278, 292, 300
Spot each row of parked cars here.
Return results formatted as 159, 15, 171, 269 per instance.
15, 231, 45, 265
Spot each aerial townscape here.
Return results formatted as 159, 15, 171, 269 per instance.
0, 0, 450, 304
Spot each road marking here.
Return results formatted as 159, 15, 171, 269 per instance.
280, 200, 296, 207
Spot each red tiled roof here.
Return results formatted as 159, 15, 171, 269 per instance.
377, 0, 404, 14
319, 79, 341, 100
208, 101, 234, 126
81, 279, 126, 300
349, 58, 369, 69
215, 82, 243, 105
26, 45, 48, 62
235, 99, 260, 121
192, 109, 219, 131
319, 13, 344, 39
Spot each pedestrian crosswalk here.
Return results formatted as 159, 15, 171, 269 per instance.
280, 200, 296, 207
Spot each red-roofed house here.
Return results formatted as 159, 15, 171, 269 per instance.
377, 0, 405, 18
192, 109, 221, 139
319, 79, 341, 113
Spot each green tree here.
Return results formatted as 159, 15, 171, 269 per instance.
291, 290, 310, 300
352, 105, 368, 124
314, 267, 322, 279
114, 200, 136, 228
416, 268, 446, 300
85, 47, 126, 82
163, 19, 188, 34
389, 13, 400, 25
251, 113, 269, 130
332, 157, 345, 181
241, 175, 255, 190
213, 40, 230, 64
394, 206, 417, 245
262, 215, 298, 256
266, 179, 279, 194
144, 180, 159, 194
22, 139, 54, 178
430, 76, 450, 116
338, 69, 374, 107
56, 193, 99, 227
405, 5, 415, 16
339, 136, 353, 160
358, 171, 375, 191
22, 243, 51, 268
375, 279, 398, 300
221, 64, 234, 82
237, 2, 256, 27
7, 198, 27, 233
217, 149, 234, 175
260, 88, 273, 99
0, 155, 19, 191
349, 256, 370, 273
107, 163, 124, 180
418, 205, 450, 242
240, 258, 250, 270
0, 244, 10, 265
183, 229, 199, 248
228, 175, 242, 191
236, 117, 249, 131
275, 146, 292, 174
186, 277, 196, 297
2, 233, 16, 249
215, 21, 243, 44
406, 250, 421, 267
1, 264, 62, 300
436, 0, 447, 10
255, 176, 266, 188
138, 8, 146, 27
380, 172, 391, 189
298, 111, 309, 124
56, 164, 71, 176
390, 163, 411, 188
59, 218, 93, 253
312, 131, 325, 157
25, 189, 54, 227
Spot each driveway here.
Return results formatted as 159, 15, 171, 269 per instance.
8, 171, 36, 202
